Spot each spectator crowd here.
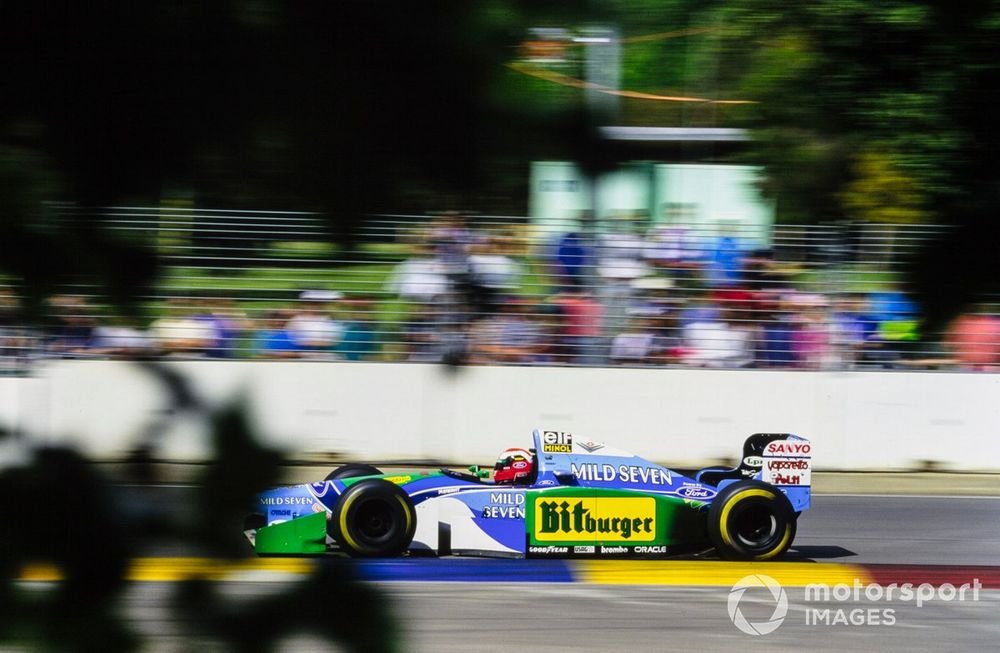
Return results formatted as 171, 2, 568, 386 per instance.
2, 212, 998, 373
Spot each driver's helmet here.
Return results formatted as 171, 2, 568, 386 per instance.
493, 447, 535, 485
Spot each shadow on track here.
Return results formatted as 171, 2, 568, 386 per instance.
784, 545, 858, 561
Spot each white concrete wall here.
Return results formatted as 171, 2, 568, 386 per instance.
1, 361, 998, 471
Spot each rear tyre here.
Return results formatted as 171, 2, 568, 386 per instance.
708, 480, 795, 561
329, 479, 416, 557
325, 463, 382, 482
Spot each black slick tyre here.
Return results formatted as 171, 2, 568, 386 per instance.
325, 463, 382, 482
708, 480, 796, 561
329, 478, 416, 557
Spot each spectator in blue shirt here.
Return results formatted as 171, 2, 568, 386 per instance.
333, 298, 380, 361
758, 297, 798, 367
707, 232, 745, 288
555, 231, 591, 290
254, 309, 302, 358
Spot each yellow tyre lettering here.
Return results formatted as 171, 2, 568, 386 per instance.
338, 492, 364, 552
395, 495, 413, 533
339, 490, 411, 555
718, 488, 778, 549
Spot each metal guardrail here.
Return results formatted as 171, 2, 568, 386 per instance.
2, 207, 996, 373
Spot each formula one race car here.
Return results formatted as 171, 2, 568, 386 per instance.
246, 430, 811, 561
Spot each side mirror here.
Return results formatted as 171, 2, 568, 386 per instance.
468, 465, 490, 479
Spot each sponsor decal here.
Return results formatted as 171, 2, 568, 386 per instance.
634, 545, 667, 554
763, 456, 812, 486
533, 497, 657, 542
481, 492, 526, 519
570, 463, 672, 486
677, 485, 714, 499
528, 545, 568, 555
541, 430, 573, 453
488, 492, 523, 503
482, 507, 525, 519
382, 475, 415, 485
766, 459, 809, 471
537, 480, 556, 487
743, 456, 764, 467
600, 545, 628, 554
763, 468, 811, 486
437, 487, 460, 496
259, 496, 314, 506
763, 441, 812, 457
271, 509, 292, 517
574, 545, 596, 554
768, 472, 809, 486
577, 440, 605, 453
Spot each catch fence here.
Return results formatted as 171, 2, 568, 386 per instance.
2, 206, 993, 373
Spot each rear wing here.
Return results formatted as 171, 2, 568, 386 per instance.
747, 433, 811, 512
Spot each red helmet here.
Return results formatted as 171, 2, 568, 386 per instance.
493, 447, 535, 485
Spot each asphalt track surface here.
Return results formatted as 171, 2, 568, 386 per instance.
16, 488, 1000, 651
789, 494, 1000, 565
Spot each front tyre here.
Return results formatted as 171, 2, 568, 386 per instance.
325, 463, 382, 482
708, 480, 795, 561
329, 479, 416, 557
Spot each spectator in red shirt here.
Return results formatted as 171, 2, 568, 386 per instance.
550, 281, 604, 365
945, 309, 1000, 371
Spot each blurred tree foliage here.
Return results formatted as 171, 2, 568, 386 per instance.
701, 0, 1000, 325
705, 1, 965, 224
0, 365, 399, 652
4, 1, 1000, 236
525, 0, 1000, 323
0, 0, 614, 311
840, 152, 927, 224
1, 1, 603, 237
